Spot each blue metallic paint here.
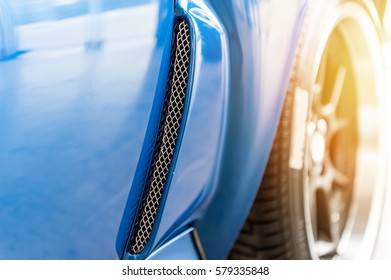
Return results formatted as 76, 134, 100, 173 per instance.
116, 0, 175, 260
121, 0, 308, 260
121, 0, 229, 260
195, 0, 309, 259
146, 228, 200, 260
0, 0, 166, 259
146, 0, 229, 255
0, 0, 309, 259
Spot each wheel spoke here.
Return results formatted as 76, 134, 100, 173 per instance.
321, 66, 346, 117
333, 117, 349, 133
313, 84, 323, 115
325, 117, 350, 142
328, 190, 343, 243
333, 168, 351, 186
324, 147, 351, 187
313, 44, 328, 116
330, 66, 346, 108
314, 188, 344, 257
317, 43, 329, 88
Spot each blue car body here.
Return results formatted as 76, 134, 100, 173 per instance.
0, 0, 306, 259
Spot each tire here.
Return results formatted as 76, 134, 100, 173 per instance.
229, 0, 387, 260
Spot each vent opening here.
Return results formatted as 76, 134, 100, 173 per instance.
128, 19, 191, 255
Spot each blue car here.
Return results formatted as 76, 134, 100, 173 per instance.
0, 0, 388, 260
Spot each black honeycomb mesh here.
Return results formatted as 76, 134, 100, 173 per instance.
128, 20, 191, 255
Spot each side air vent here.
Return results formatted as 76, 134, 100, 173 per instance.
128, 19, 191, 255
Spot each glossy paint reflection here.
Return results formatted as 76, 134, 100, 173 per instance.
0, 0, 165, 259
196, 0, 308, 259
149, 0, 229, 253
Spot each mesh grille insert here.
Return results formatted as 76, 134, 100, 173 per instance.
128, 20, 191, 255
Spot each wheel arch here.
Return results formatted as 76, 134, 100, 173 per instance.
194, 0, 310, 259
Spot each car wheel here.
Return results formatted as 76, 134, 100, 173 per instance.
230, 0, 386, 260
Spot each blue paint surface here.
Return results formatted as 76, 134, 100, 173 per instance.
0, 0, 166, 259
195, 0, 309, 259
0, 0, 309, 259
146, 228, 200, 260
